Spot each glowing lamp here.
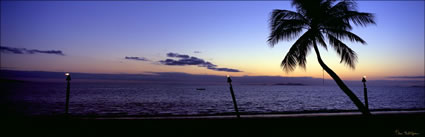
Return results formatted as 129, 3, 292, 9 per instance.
65, 73, 71, 81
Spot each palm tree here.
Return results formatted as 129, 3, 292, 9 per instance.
268, 0, 375, 115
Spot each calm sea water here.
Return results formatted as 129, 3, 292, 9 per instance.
2, 82, 424, 116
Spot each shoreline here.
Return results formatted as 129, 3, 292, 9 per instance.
87, 110, 425, 120
5, 108, 424, 118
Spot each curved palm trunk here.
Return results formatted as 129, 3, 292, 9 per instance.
313, 44, 371, 116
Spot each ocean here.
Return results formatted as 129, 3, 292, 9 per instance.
1, 81, 424, 116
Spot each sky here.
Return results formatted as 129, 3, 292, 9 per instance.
1, 1, 424, 81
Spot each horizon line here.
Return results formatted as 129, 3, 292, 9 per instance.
1, 69, 424, 82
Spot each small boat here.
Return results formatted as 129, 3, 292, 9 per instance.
196, 88, 206, 90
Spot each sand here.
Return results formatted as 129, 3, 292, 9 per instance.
2, 111, 424, 137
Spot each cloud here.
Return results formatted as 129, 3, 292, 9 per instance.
125, 56, 149, 61
166, 52, 190, 59
159, 52, 242, 72
27, 49, 64, 55
194, 51, 201, 54
0, 46, 24, 54
0, 46, 64, 56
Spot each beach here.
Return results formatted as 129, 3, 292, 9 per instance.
2, 111, 424, 137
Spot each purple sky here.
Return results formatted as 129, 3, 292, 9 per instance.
1, 1, 424, 80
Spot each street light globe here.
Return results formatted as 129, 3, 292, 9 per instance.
363, 76, 366, 79
65, 73, 70, 76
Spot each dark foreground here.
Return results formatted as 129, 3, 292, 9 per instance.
2, 112, 424, 137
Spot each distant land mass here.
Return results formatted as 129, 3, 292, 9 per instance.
0, 69, 423, 87
243, 83, 305, 86
273, 83, 305, 86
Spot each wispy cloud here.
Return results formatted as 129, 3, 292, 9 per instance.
167, 53, 190, 59
194, 51, 201, 54
159, 52, 242, 72
0, 46, 64, 56
125, 56, 149, 61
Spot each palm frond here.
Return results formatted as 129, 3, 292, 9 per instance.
268, 27, 304, 47
281, 30, 314, 72
320, 0, 336, 11
268, 9, 308, 46
330, 0, 356, 13
316, 33, 328, 50
327, 34, 358, 69
326, 1, 374, 30
281, 45, 299, 73
325, 28, 366, 44
322, 19, 353, 31
295, 41, 311, 70
345, 11, 375, 26
270, 10, 306, 24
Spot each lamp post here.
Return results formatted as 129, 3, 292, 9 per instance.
362, 76, 369, 111
65, 73, 71, 115
227, 75, 240, 118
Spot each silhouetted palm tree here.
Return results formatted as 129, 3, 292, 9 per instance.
268, 0, 375, 115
